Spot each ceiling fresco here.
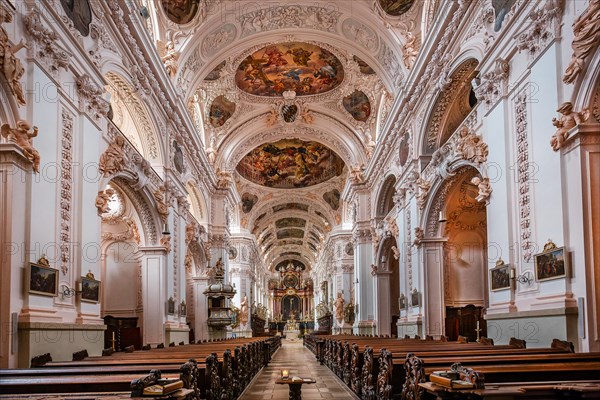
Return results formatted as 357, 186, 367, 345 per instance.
204, 60, 226, 81
241, 192, 258, 213
209, 95, 236, 127
276, 229, 305, 240
353, 56, 376, 74
378, 0, 415, 16
323, 189, 341, 210
275, 218, 307, 229
235, 42, 344, 97
161, 0, 201, 24
273, 203, 309, 213
343, 90, 371, 122
236, 139, 345, 189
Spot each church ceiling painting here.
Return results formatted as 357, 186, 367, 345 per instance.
281, 251, 302, 257
161, 0, 201, 24
277, 229, 305, 240
235, 42, 344, 97
343, 90, 371, 122
277, 239, 303, 246
241, 192, 258, 213
209, 95, 236, 127
323, 189, 341, 210
276, 218, 307, 229
353, 56, 376, 75
492, 0, 517, 31
204, 60, 226, 81
273, 203, 309, 213
378, 0, 415, 16
237, 139, 345, 189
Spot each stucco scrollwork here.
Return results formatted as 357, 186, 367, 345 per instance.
515, 0, 563, 60
23, 7, 71, 72
238, 5, 341, 38
475, 58, 509, 110
454, 126, 489, 165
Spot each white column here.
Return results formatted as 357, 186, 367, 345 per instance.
139, 246, 167, 345
0, 144, 32, 368
193, 277, 209, 342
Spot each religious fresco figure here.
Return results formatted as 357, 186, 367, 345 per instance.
60, 0, 92, 36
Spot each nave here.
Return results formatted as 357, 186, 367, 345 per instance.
239, 340, 359, 400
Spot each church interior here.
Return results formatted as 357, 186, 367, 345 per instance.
0, 0, 599, 398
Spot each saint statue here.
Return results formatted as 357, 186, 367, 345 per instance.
334, 292, 345, 321
99, 136, 127, 176
239, 294, 249, 326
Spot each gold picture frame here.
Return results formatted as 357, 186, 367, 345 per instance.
28, 262, 58, 297
490, 259, 512, 291
534, 240, 568, 282
80, 276, 101, 303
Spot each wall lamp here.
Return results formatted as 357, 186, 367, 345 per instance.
510, 269, 533, 286
60, 281, 82, 299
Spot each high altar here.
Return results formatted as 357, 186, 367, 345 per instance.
268, 261, 314, 329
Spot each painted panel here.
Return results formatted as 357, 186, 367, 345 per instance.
235, 42, 344, 97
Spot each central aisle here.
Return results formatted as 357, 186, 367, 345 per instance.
239, 339, 360, 399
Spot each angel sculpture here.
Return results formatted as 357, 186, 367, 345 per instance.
551, 102, 589, 151
157, 40, 179, 77
1, 121, 40, 172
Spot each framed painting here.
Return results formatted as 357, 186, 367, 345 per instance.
490, 262, 512, 291
399, 294, 407, 310
411, 290, 420, 307
534, 241, 567, 282
29, 263, 58, 297
81, 276, 101, 303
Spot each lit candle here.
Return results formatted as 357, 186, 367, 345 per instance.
77, 282, 82, 292
281, 369, 289, 379
476, 321, 479, 330
112, 331, 115, 341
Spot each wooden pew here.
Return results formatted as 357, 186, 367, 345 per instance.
0, 336, 281, 399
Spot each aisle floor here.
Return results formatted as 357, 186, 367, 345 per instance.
239, 339, 360, 399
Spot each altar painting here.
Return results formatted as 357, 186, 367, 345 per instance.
235, 42, 344, 97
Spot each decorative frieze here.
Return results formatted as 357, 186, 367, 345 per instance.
59, 110, 74, 275
514, 92, 533, 262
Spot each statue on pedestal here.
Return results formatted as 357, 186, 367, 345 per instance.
1, 121, 40, 172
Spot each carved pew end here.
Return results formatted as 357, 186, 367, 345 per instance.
157, 343, 165, 348
124, 345, 135, 353
142, 344, 151, 350
31, 353, 52, 367
102, 348, 114, 356
551, 338, 574, 353
509, 337, 526, 348
169, 342, 176, 347
179, 341, 185, 346
72, 349, 89, 361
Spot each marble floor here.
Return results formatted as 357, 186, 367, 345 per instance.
239, 340, 360, 400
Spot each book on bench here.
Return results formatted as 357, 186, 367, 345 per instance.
430, 371, 475, 389
142, 379, 184, 396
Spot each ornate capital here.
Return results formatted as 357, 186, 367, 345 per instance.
475, 58, 510, 110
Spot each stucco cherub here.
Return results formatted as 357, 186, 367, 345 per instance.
550, 102, 589, 151
1, 120, 40, 172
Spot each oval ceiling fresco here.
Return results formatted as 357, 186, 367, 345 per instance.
343, 90, 371, 122
209, 95, 236, 127
235, 42, 344, 97
161, 0, 201, 24
236, 139, 345, 188
378, 0, 415, 16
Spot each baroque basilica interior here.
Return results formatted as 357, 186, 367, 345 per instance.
0, 0, 599, 398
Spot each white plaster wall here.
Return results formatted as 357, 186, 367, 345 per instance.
104, 242, 138, 315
